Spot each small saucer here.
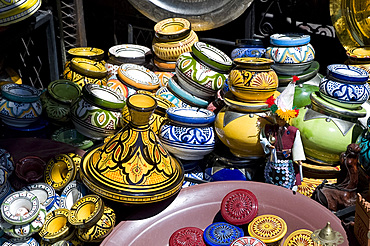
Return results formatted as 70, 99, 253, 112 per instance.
39, 208, 71, 243
21, 182, 57, 211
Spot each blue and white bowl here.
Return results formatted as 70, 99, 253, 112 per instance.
326, 64, 369, 83
156, 87, 191, 108
21, 183, 57, 212
166, 107, 215, 126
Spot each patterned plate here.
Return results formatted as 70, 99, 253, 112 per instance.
283, 229, 313, 246
248, 214, 287, 244
169, 227, 205, 246
203, 222, 244, 246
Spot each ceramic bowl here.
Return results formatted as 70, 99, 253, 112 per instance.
21, 183, 57, 212
231, 39, 266, 60
1, 84, 41, 103
270, 33, 310, 46
168, 78, 210, 108
265, 43, 315, 63
76, 206, 116, 243
39, 208, 71, 243
156, 86, 191, 108
0, 149, 14, 176
68, 195, 104, 229
59, 181, 88, 210
117, 63, 160, 91
2, 237, 40, 246
106, 78, 129, 98
326, 64, 369, 83
319, 76, 370, 104
155, 71, 175, 87
271, 60, 313, 76
154, 17, 191, 41
166, 107, 215, 126
70, 84, 124, 140
44, 154, 77, 191
108, 44, 151, 65
153, 55, 177, 72
192, 42, 233, 72
67, 47, 105, 61
109, 74, 136, 97
15, 156, 46, 183
0, 0, 41, 26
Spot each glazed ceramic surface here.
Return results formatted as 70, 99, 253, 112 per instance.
356, 124, 370, 175
265, 44, 315, 64
59, 181, 87, 210
231, 39, 266, 60
153, 55, 177, 72
80, 93, 184, 204
63, 60, 107, 88
38, 208, 71, 243
326, 64, 369, 83
1, 84, 41, 103
168, 78, 209, 108
166, 107, 215, 126
248, 214, 287, 244
229, 58, 278, 102
291, 107, 364, 165
293, 83, 319, 109
106, 77, 131, 99
118, 63, 160, 91
156, 86, 190, 108
271, 61, 313, 76
15, 156, 46, 183
3, 237, 40, 246
68, 195, 104, 229
44, 154, 77, 191
224, 91, 278, 113
0, 149, 14, 176
203, 222, 244, 246
282, 229, 313, 246
0, 0, 41, 26
270, 33, 310, 46
21, 183, 57, 212
152, 18, 198, 62
51, 128, 94, 150
108, 44, 151, 65
67, 47, 104, 61
192, 42, 233, 72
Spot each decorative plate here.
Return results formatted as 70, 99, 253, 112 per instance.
169, 227, 205, 246
118, 64, 160, 90
203, 222, 244, 246
82, 84, 125, 110
326, 64, 369, 83
248, 214, 287, 244
47, 80, 82, 104
68, 194, 104, 229
283, 229, 313, 246
67, 47, 104, 61
230, 236, 266, 246
1, 84, 41, 103
21, 183, 56, 212
221, 189, 258, 225
166, 107, 215, 126
70, 58, 107, 78
44, 154, 77, 191
108, 44, 151, 64
192, 42, 233, 72
1, 191, 40, 226
269, 33, 310, 47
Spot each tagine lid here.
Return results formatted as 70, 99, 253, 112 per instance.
67, 47, 105, 61
248, 214, 287, 243
282, 229, 314, 246
221, 189, 258, 226
270, 33, 310, 47
192, 42, 233, 72
169, 227, 206, 246
203, 222, 244, 246
47, 80, 82, 104
1, 83, 41, 103
80, 93, 184, 204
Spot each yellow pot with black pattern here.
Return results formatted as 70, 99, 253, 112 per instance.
228, 57, 278, 102
44, 154, 77, 192
38, 208, 72, 243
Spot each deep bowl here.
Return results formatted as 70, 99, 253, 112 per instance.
266, 43, 315, 63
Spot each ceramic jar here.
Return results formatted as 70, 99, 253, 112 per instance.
176, 52, 227, 101
231, 39, 266, 60
319, 64, 370, 109
70, 84, 125, 140
159, 107, 216, 160
0, 84, 42, 127
40, 79, 82, 123
228, 58, 279, 102
80, 93, 184, 204
63, 58, 108, 88
152, 18, 198, 61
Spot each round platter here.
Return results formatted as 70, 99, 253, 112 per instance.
101, 181, 348, 246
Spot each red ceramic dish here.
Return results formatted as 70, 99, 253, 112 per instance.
221, 189, 258, 225
15, 156, 46, 183
101, 181, 348, 246
169, 227, 205, 246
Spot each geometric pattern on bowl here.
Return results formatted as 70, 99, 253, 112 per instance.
0, 98, 42, 127
265, 43, 315, 63
159, 124, 215, 160
229, 67, 278, 89
319, 91, 365, 109
155, 86, 191, 108
319, 77, 370, 102
176, 52, 227, 91
326, 64, 369, 83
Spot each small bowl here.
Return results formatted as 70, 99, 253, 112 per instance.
67, 47, 104, 61
326, 64, 369, 83
167, 78, 209, 108
39, 208, 71, 243
108, 44, 151, 65
44, 154, 77, 191
269, 33, 310, 46
118, 63, 160, 91
68, 195, 104, 229
59, 181, 88, 210
1, 84, 41, 103
70, 58, 107, 78
265, 43, 315, 63
156, 86, 191, 108
15, 156, 46, 183
154, 18, 191, 41
21, 182, 57, 212
192, 42, 233, 72
166, 107, 215, 126
271, 60, 313, 75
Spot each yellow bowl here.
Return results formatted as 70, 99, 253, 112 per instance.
229, 86, 277, 103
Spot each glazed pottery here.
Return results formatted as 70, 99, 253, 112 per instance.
59, 181, 88, 210
271, 61, 314, 76
51, 128, 94, 150
80, 93, 184, 204
345, 46, 370, 78
231, 39, 266, 60
0, 181, 13, 205
3, 237, 40, 246
176, 52, 227, 100
221, 189, 258, 226
278, 61, 320, 86
169, 227, 205, 246
224, 91, 279, 113
293, 83, 319, 109
38, 208, 71, 243
214, 106, 270, 158
159, 107, 215, 160
68, 195, 104, 229
156, 86, 190, 108
325, 63, 369, 82
0, 0, 41, 26
283, 229, 313, 246
203, 222, 244, 246
228, 58, 278, 102
152, 18, 198, 61
15, 156, 46, 183
44, 153, 77, 191
40, 79, 82, 123
70, 84, 125, 140
230, 237, 266, 246
248, 214, 287, 245
117, 63, 160, 91
106, 78, 129, 98
155, 71, 175, 87
192, 42, 233, 72
0, 148, 14, 176
63, 58, 108, 88
0, 84, 42, 127
291, 104, 364, 165
76, 205, 116, 243
67, 47, 105, 62
153, 55, 177, 72
21, 183, 57, 212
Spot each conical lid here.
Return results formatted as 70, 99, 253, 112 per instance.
80, 93, 184, 204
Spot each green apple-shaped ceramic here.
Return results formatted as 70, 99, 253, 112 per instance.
293, 84, 319, 109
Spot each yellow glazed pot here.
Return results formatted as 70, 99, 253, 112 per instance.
68, 195, 104, 229
39, 208, 71, 243
214, 106, 269, 158
228, 57, 278, 102
152, 18, 198, 61
44, 154, 77, 191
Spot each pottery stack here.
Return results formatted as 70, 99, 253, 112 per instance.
291, 64, 369, 176
231, 39, 266, 60
214, 57, 279, 160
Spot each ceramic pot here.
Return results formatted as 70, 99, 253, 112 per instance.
59, 181, 88, 210
21, 183, 57, 212
0, 84, 42, 127
106, 78, 129, 98
228, 58, 278, 102
231, 39, 266, 60
63, 58, 108, 88
38, 208, 72, 243
152, 18, 198, 61
214, 106, 270, 158
176, 52, 227, 100
153, 55, 177, 72
40, 79, 82, 123
0, 0, 41, 26
192, 42, 233, 72
248, 214, 287, 246
80, 93, 184, 204
159, 107, 216, 160
117, 63, 160, 91
2, 237, 40, 246
70, 84, 125, 140
15, 156, 46, 183
0, 148, 14, 176
44, 154, 78, 191
67, 47, 105, 62
156, 86, 190, 108
68, 195, 104, 229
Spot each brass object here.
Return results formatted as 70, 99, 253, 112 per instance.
311, 222, 344, 245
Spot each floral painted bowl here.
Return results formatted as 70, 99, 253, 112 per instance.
192, 42, 233, 72
117, 63, 160, 91
166, 107, 215, 126
231, 39, 266, 60
270, 33, 311, 46
70, 84, 125, 140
